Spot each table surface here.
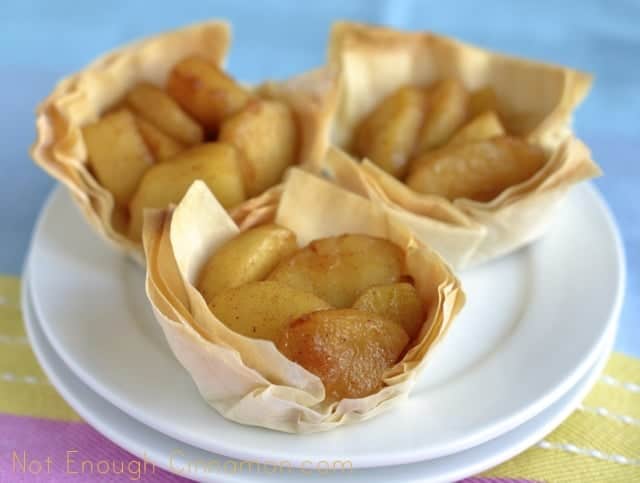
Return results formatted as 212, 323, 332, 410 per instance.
1, 0, 638, 356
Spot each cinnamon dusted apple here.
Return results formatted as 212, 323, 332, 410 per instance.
134, 116, 185, 161
350, 78, 548, 203
219, 98, 298, 198
143, 172, 464, 432
407, 136, 547, 202
194, 227, 426, 401
277, 309, 409, 400
32, 22, 338, 260
267, 234, 408, 308
81, 109, 154, 207
447, 110, 505, 146
80, 54, 302, 244
209, 281, 332, 342
167, 56, 252, 133
197, 224, 297, 301
352, 86, 425, 179
327, 22, 600, 269
414, 78, 468, 153
352, 283, 424, 340
128, 142, 246, 241
126, 82, 204, 144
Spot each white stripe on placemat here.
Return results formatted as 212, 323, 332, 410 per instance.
0, 372, 50, 385
600, 375, 640, 393
537, 440, 640, 466
0, 334, 29, 344
578, 404, 640, 427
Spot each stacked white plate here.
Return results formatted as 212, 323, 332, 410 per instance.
22, 184, 625, 482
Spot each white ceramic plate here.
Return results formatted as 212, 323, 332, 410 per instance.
27, 184, 624, 468
23, 272, 615, 483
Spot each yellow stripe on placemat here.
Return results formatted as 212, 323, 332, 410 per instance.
585, 353, 640, 421
0, 275, 23, 336
0, 275, 80, 421
483, 353, 640, 482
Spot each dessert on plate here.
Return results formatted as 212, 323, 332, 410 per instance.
326, 21, 601, 269
31, 21, 338, 261
143, 167, 464, 433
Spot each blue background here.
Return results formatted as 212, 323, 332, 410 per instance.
1, 0, 638, 355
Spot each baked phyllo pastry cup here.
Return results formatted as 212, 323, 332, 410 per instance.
327, 21, 601, 269
142, 170, 464, 433
31, 21, 338, 262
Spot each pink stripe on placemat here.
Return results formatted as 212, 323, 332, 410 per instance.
0, 413, 543, 482
0, 413, 191, 482
458, 479, 541, 482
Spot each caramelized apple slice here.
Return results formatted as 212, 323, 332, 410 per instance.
277, 309, 409, 401
210, 281, 331, 342
135, 116, 185, 161
197, 224, 297, 302
407, 136, 546, 202
448, 110, 505, 146
220, 99, 298, 197
352, 86, 425, 178
353, 283, 424, 339
268, 234, 407, 308
129, 142, 245, 241
82, 109, 153, 206
415, 79, 468, 154
167, 57, 251, 133
127, 82, 203, 144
